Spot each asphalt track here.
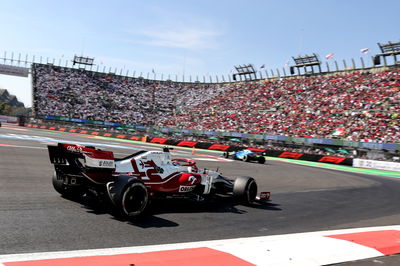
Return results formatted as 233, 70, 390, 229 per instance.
1, 124, 400, 257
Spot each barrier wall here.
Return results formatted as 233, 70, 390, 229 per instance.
353, 159, 400, 172
0, 115, 18, 123
25, 123, 352, 166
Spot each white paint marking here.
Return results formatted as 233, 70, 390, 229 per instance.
0, 225, 398, 265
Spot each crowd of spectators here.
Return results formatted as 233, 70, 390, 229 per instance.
33, 64, 228, 126
33, 64, 400, 143
163, 69, 400, 143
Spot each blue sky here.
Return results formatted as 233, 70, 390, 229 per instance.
0, 0, 399, 107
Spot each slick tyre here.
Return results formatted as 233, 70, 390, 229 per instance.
223, 152, 229, 158
258, 156, 266, 164
233, 176, 257, 205
120, 180, 149, 218
52, 171, 64, 195
52, 171, 80, 198
243, 155, 251, 162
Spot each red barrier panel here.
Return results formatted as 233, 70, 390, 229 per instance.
103, 133, 112, 137
69, 129, 77, 133
91, 132, 100, 135
80, 130, 88, 134
208, 144, 231, 151
278, 152, 304, 159
130, 136, 140, 140
58, 128, 66, 131
116, 135, 126, 139
26, 124, 32, 127
177, 141, 198, 148
318, 156, 346, 164
40, 126, 47, 129
49, 127, 56, 130
32, 125, 38, 128
150, 138, 168, 144
247, 148, 267, 152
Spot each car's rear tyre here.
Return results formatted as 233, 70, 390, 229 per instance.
121, 180, 149, 217
223, 152, 229, 158
233, 176, 257, 204
52, 171, 80, 198
258, 156, 266, 164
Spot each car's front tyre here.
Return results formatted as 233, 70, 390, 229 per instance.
233, 176, 257, 204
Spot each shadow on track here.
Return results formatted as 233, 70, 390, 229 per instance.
60, 194, 282, 228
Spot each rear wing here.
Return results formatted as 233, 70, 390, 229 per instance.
48, 143, 115, 169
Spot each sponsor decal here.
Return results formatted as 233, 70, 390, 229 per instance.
278, 152, 304, 159
208, 144, 230, 151
156, 166, 164, 174
259, 192, 271, 200
188, 175, 197, 185
318, 156, 346, 164
150, 138, 168, 144
131, 159, 163, 181
98, 160, 115, 168
66, 145, 83, 153
179, 185, 195, 193
177, 141, 198, 148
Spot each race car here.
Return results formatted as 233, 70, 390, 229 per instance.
48, 143, 270, 217
223, 149, 266, 164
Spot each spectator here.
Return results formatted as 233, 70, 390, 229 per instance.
32, 64, 400, 143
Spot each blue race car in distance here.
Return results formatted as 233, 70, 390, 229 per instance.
223, 149, 266, 164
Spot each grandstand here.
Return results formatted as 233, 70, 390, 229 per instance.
31, 63, 400, 145
1, 44, 399, 156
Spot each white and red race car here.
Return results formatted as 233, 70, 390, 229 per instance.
48, 143, 270, 217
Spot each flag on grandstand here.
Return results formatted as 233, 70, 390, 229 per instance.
260, 64, 265, 69
325, 53, 335, 60
332, 127, 345, 136
360, 48, 369, 54
152, 69, 155, 74
284, 60, 290, 67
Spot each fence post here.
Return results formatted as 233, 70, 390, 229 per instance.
351, 58, 356, 69
360, 57, 365, 69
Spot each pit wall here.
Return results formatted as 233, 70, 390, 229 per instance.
25, 123, 354, 167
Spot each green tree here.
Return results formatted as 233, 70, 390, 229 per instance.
0, 101, 11, 115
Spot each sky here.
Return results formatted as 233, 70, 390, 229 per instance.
0, 0, 399, 107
